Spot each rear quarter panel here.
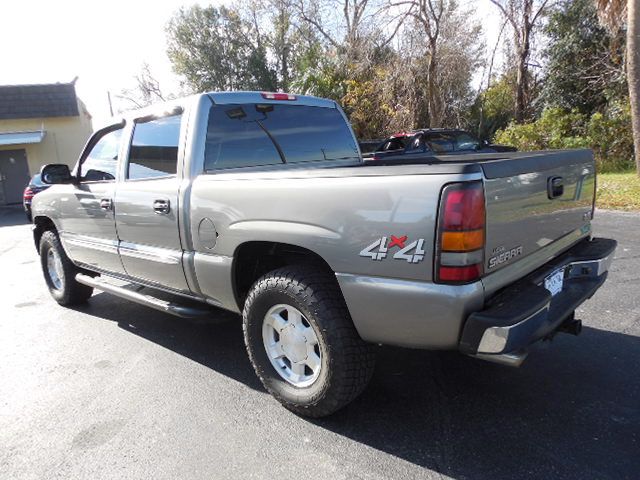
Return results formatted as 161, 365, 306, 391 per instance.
188, 167, 482, 300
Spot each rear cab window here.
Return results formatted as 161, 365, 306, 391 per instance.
204, 103, 359, 171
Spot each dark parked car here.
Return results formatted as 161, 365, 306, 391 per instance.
365, 129, 517, 160
23, 174, 50, 221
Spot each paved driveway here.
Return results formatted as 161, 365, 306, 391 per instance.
0, 206, 638, 479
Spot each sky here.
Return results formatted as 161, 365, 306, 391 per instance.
1, 0, 502, 127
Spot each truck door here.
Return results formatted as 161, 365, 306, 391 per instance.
114, 112, 190, 293
59, 125, 126, 275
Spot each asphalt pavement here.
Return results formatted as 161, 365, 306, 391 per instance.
0, 205, 638, 480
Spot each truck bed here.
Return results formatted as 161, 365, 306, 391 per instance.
363, 149, 596, 277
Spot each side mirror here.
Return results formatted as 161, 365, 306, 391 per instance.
41, 164, 73, 184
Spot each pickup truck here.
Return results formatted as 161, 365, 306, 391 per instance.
32, 91, 616, 417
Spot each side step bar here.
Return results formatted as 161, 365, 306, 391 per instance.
75, 273, 213, 319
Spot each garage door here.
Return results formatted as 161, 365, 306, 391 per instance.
0, 150, 30, 205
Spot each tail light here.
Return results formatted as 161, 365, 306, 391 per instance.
261, 92, 296, 100
23, 186, 34, 201
435, 181, 486, 283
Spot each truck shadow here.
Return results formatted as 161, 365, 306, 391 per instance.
74, 291, 263, 390
320, 327, 640, 479
74, 293, 640, 479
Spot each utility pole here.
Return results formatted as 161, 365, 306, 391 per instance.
107, 91, 114, 117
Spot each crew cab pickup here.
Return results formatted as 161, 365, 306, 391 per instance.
32, 91, 616, 417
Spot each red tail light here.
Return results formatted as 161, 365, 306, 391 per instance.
435, 181, 486, 284
438, 264, 483, 282
261, 92, 296, 101
23, 186, 34, 201
441, 186, 485, 231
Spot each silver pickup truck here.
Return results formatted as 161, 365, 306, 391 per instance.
32, 91, 616, 417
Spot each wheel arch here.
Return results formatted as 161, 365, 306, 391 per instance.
232, 240, 337, 311
32, 215, 57, 251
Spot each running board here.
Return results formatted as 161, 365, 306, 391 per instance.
75, 273, 213, 319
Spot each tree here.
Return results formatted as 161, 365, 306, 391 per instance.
234, 0, 299, 91
296, 0, 375, 54
166, 5, 277, 92
490, 0, 552, 123
543, 0, 626, 114
469, 73, 516, 139
596, 0, 640, 175
270, 0, 294, 89
117, 63, 172, 111
342, 68, 395, 137
164, 0, 481, 138
387, 0, 483, 128
390, 0, 448, 127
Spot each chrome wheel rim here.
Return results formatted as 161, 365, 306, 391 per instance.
46, 249, 64, 290
262, 304, 322, 387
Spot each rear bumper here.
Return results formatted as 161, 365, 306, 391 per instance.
459, 237, 616, 356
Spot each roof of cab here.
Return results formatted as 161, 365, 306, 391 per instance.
93, 91, 337, 132
207, 91, 337, 109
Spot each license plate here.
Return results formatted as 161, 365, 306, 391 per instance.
544, 268, 565, 297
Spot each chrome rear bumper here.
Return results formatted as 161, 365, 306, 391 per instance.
460, 237, 616, 359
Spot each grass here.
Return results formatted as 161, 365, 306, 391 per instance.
596, 172, 640, 210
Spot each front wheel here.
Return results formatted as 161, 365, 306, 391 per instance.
39, 230, 93, 305
243, 265, 376, 417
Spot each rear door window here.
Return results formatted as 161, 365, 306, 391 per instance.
205, 104, 359, 170
128, 114, 182, 180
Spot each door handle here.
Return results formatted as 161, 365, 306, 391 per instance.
100, 198, 113, 211
153, 199, 171, 214
547, 176, 564, 199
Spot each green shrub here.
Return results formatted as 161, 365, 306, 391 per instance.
494, 103, 634, 172
586, 102, 635, 172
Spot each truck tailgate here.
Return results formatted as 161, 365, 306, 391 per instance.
481, 149, 595, 274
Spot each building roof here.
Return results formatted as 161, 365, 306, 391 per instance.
0, 82, 79, 120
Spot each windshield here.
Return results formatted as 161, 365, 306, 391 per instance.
205, 103, 359, 170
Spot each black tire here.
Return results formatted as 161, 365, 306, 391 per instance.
243, 265, 376, 417
39, 230, 94, 305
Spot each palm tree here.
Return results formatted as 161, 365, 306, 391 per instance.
596, 0, 640, 175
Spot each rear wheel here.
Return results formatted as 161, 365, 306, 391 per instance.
243, 265, 375, 417
39, 230, 93, 305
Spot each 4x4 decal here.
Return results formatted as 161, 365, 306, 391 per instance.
359, 235, 426, 263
